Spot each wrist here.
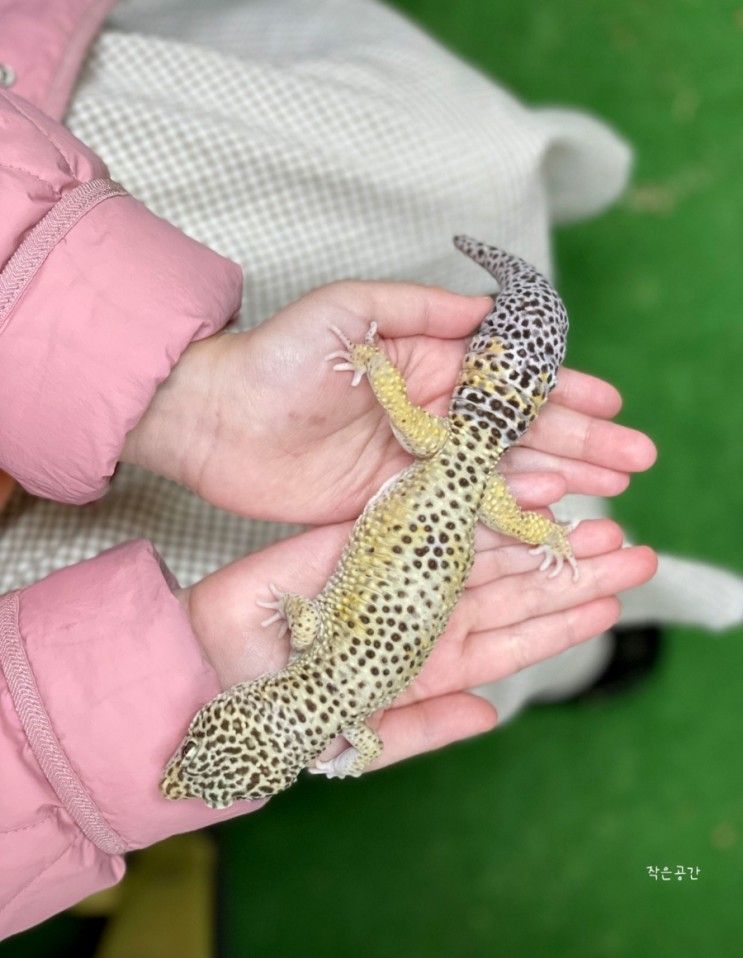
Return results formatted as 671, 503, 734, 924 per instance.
120, 331, 230, 488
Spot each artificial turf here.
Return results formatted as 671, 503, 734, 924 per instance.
3, 2, 741, 956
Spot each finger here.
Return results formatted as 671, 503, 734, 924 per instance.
396, 546, 655, 707
517, 403, 658, 473
365, 691, 498, 771
502, 446, 631, 497
551, 368, 623, 418
326, 281, 493, 340
469, 519, 625, 588
462, 596, 622, 688
395, 593, 623, 707
499, 470, 567, 509
464, 545, 658, 634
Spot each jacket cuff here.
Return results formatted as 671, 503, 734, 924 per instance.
2, 541, 261, 852
0, 187, 242, 504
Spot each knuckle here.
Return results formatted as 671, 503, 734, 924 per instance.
507, 628, 534, 673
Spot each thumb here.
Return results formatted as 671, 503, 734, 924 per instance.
316, 280, 493, 340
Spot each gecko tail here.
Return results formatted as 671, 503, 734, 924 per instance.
453, 234, 538, 291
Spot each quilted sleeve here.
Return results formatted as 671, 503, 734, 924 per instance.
0, 541, 263, 940
0, 89, 243, 503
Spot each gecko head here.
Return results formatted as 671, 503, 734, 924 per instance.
160, 722, 213, 802
159, 704, 238, 809
159, 696, 281, 809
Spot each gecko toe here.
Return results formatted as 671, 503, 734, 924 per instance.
328, 324, 352, 349
260, 611, 282, 628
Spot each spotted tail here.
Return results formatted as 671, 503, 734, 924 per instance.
450, 235, 569, 453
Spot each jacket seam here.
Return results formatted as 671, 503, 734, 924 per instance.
0, 162, 62, 194
0, 592, 128, 856
0, 813, 55, 836
0, 90, 76, 177
0, 177, 128, 337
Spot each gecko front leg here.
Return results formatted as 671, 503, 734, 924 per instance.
326, 323, 449, 458
308, 721, 383, 779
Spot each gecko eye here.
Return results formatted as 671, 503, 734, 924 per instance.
181, 741, 200, 766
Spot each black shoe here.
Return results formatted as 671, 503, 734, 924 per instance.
569, 625, 664, 702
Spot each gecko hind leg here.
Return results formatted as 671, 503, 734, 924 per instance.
529, 520, 580, 580
308, 722, 383, 779
326, 323, 449, 457
257, 584, 323, 651
479, 473, 580, 581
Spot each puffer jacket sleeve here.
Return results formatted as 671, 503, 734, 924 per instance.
0, 540, 263, 941
0, 89, 243, 503
0, 91, 257, 940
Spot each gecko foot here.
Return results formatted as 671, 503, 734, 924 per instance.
307, 746, 362, 780
256, 582, 289, 639
325, 322, 378, 387
529, 520, 580, 582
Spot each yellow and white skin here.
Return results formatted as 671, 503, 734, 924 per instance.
160, 236, 578, 809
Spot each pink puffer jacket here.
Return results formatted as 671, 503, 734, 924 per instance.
0, 0, 260, 939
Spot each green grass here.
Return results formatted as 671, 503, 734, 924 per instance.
4, 2, 742, 956
216, 634, 743, 955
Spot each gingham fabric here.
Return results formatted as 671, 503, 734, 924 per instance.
0, 0, 633, 593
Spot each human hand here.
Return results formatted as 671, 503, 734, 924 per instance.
123, 282, 656, 524
181, 515, 657, 771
